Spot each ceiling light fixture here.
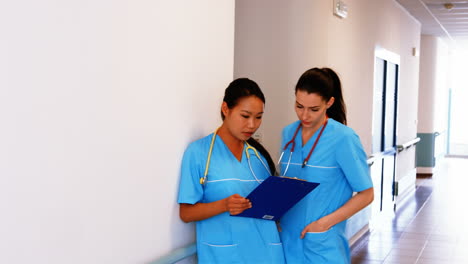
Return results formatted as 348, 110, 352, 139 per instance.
444, 3, 454, 10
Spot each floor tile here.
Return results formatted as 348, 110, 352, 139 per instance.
351, 158, 468, 264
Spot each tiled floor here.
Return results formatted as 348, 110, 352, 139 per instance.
351, 157, 468, 264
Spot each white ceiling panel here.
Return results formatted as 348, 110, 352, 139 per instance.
397, 0, 468, 49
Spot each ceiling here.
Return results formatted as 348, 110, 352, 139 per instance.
396, 0, 468, 49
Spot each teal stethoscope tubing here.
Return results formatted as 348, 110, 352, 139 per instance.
200, 128, 271, 185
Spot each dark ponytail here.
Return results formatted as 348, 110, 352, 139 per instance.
222, 78, 276, 175
295, 68, 347, 125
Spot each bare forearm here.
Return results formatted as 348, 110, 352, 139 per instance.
180, 199, 227, 223
179, 194, 252, 223
319, 187, 374, 229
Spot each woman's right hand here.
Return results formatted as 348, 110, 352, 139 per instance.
225, 194, 252, 215
180, 194, 251, 222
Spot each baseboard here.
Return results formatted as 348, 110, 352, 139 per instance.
349, 224, 369, 246
416, 167, 435, 174
395, 168, 416, 198
417, 173, 432, 178
394, 168, 417, 209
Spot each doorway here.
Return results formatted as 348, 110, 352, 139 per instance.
370, 50, 399, 224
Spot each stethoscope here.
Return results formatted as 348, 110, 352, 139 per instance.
278, 118, 328, 176
200, 128, 271, 185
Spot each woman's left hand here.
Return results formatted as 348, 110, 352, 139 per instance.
300, 219, 330, 239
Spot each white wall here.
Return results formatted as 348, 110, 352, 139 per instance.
387, 2, 421, 181
235, 0, 421, 176
418, 35, 440, 133
418, 35, 450, 166
433, 39, 449, 137
434, 38, 450, 158
0, 1, 234, 263
449, 51, 468, 145
418, 35, 450, 134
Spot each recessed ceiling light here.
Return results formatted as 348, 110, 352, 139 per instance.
444, 3, 454, 10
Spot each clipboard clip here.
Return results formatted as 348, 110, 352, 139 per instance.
278, 176, 306, 181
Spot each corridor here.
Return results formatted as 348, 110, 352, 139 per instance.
351, 157, 468, 263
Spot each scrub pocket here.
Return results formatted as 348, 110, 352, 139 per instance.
267, 242, 285, 264
303, 228, 346, 263
199, 242, 242, 264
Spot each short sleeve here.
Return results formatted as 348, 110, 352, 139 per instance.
177, 141, 205, 204
336, 130, 373, 192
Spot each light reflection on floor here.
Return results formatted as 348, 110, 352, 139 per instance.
351, 157, 468, 264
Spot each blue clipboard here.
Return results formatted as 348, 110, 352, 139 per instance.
232, 176, 319, 221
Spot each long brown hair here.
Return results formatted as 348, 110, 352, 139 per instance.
295, 68, 347, 125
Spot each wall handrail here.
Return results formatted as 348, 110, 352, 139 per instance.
150, 243, 196, 264
367, 152, 383, 166
396, 137, 421, 153
367, 147, 397, 166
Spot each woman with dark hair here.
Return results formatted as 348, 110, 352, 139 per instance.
278, 68, 374, 263
178, 78, 285, 263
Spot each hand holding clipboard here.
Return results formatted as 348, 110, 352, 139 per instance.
232, 176, 319, 221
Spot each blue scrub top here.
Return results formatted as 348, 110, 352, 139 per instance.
279, 119, 373, 264
178, 133, 285, 264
